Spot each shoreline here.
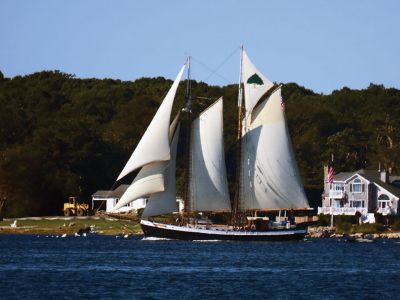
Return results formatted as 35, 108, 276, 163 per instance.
1, 218, 400, 239
0, 216, 143, 236
307, 226, 400, 239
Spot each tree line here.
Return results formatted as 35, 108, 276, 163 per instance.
0, 70, 399, 216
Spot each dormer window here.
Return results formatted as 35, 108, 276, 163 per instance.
350, 179, 365, 193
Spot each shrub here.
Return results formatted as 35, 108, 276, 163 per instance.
335, 222, 352, 234
352, 223, 385, 234
317, 214, 330, 226
393, 220, 400, 231
335, 215, 358, 225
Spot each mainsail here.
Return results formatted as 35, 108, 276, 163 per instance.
188, 98, 231, 212
116, 65, 185, 181
239, 86, 309, 210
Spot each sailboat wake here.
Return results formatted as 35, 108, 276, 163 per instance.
141, 237, 174, 241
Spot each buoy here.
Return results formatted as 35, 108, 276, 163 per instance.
61, 233, 67, 238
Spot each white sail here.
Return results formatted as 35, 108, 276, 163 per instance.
112, 114, 180, 211
112, 163, 166, 211
142, 125, 180, 218
116, 65, 185, 181
240, 87, 309, 210
242, 49, 274, 114
189, 98, 231, 212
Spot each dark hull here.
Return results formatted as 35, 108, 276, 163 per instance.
141, 220, 307, 241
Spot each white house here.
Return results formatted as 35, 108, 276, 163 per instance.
92, 185, 147, 213
319, 168, 400, 217
92, 185, 185, 214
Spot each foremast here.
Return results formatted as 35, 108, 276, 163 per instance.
183, 56, 192, 215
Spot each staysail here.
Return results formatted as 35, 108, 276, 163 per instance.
142, 125, 180, 217
189, 98, 231, 212
116, 65, 185, 181
240, 87, 309, 210
113, 114, 180, 211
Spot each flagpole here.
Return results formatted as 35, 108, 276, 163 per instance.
329, 154, 334, 228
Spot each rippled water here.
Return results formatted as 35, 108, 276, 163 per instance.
0, 234, 399, 299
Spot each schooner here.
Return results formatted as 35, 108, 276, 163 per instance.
113, 47, 310, 241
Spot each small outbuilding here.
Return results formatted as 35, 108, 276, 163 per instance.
92, 184, 147, 213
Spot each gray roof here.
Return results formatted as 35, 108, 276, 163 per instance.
333, 171, 360, 182
333, 169, 400, 198
92, 184, 129, 198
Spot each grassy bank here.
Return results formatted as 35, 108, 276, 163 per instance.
0, 217, 142, 236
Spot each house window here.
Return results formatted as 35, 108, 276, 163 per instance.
330, 183, 344, 191
350, 200, 364, 208
351, 179, 364, 193
378, 194, 391, 209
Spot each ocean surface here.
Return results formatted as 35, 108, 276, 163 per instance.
0, 235, 399, 299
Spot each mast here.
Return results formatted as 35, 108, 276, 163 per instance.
183, 56, 192, 214
233, 45, 244, 226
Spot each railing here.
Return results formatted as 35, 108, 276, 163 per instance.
328, 190, 346, 199
376, 207, 393, 216
318, 207, 368, 215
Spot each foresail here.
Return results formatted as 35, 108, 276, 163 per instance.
142, 124, 180, 218
116, 65, 185, 181
112, 162, 166, 211
242, 50, 274, 114
112, 114, 181, 211
240, 88, 309, 210
189, 98, 231, 212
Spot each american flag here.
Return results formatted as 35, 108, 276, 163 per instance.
327, 155, 334, 183
281, 96, 285, 111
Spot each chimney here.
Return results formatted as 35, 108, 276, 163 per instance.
323, 164, 328, 182
380, 170, 388, 183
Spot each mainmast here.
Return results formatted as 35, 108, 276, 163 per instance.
233, 45, 244, 226
183, 56, 192, 214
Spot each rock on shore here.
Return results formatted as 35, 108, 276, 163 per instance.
307, 226, 400, 239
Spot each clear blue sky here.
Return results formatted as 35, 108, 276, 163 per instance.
1, 0, 399, 94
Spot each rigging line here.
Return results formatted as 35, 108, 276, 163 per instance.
191, 46, 240, 84
190, 56, 231, 84
203, 46, 241, 82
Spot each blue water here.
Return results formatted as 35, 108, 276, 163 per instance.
0, 235, 400, 299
